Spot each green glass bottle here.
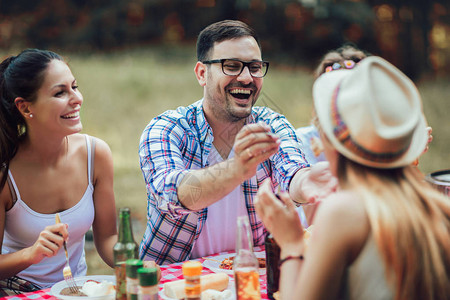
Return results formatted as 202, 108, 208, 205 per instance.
114, 207, 139, 300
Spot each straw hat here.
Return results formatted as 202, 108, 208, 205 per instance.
313, 56, 428, 168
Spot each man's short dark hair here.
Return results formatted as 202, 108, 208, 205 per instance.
196, 20, 260, 62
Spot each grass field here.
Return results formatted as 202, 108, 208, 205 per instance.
5, 45, 449, 275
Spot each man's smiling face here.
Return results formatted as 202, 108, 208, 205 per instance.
202, 36, 264, 122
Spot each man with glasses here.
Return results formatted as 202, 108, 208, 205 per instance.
138, 20, 336, 264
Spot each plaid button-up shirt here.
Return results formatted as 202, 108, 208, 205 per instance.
139, 99, 308, 264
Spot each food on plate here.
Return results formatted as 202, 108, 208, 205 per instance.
201, 289, 233, 300
218, 258, 234, 270
164, 273, 229, 299
60, 287, 86, 296
218, 256, 266, 270
81, 280, 115, 297
59, 279, 115, 297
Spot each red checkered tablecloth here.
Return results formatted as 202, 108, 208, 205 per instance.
1, 247, 268, 300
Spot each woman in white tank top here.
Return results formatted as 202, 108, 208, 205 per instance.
0, 49, 118, 296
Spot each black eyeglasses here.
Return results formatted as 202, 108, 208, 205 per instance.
202, 59, 269, 78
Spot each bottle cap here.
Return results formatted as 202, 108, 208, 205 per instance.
182, 261, 202, 276
126, 259, 144, 278
137, 267, 158, 286
120, 207, 131, 215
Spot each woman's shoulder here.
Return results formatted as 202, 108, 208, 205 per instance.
319, 191, 368, 225
314, 190, 370, 260
67, 134, 113, 174
68, 134, 111, 153
83, 135, 113, 169
68, 134, 113, 182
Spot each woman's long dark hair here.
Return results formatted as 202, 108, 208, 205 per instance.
0, 49, 63, 188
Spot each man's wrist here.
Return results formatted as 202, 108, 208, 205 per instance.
228, 157, 247, 183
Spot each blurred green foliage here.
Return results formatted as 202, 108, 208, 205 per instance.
1, 0, 450, 78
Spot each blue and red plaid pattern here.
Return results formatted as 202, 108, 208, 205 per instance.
139, 99, 308, 265
0, 276, 41, 298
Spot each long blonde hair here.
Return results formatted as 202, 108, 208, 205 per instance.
337, 156, 450, 300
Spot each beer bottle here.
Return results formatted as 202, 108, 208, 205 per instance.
114, 207, 139, 300
265, 233, 280, 300
234, 216, 261, 300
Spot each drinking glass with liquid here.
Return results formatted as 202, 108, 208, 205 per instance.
233, 216, 261, 300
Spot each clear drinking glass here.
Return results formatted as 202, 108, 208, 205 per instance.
233, 216, 261, 300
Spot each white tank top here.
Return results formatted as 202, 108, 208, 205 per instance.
2, 135, 96, 288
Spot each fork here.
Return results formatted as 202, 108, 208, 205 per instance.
55, 213, 80, 294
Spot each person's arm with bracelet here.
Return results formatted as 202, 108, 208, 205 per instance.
255, 180, 369, 299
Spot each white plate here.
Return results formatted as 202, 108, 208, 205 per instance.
158, 282, 236, 300
202, 252, 266, 275
50, 275, 115, 300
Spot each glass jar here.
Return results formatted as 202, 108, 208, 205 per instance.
126, 259, 143, 300
182, 261, 202, 300
137, 267, 159, 300
234, 216, 261, 300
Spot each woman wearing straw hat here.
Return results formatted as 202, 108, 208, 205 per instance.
255, 56, 450, 300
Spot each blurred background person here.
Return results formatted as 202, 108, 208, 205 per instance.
295, 44, 370, 226
297, 43, 369, 166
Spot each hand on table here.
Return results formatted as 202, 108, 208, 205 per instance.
255, 179, 304, 256
233, 122, 280, 181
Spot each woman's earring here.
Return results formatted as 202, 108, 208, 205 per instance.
29, 113, 33, 118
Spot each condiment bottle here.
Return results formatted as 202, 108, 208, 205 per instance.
126, 259, 144, 300
265, 233, 280, 300
182, 261, 202, 300
114, 207, 139, 300
137, 267, 159, 300
234, 216, 261, 300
